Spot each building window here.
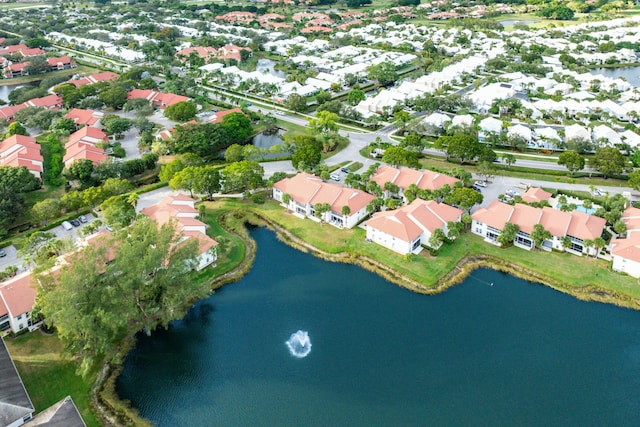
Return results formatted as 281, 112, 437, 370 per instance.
17, 314, 22, 320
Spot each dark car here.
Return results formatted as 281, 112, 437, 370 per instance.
341, 167, 350, 174
0, 249, 6, 257
471, 185, 482, 193
70, 219, 81, 227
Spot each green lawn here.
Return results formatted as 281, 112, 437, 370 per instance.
201, 203, 248, 277
0, 2, 49, 8
0, 66, 99, 86
419, 156, 630, 188
208, 198, 640, 305
6, 332, 100, 427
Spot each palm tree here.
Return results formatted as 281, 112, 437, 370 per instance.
593, 237, 606, 258
583, 239, 594, 256
127, 193, 139, 210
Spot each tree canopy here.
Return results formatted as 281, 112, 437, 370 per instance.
436, 134, 482, 165
558, 151, 585, 176
36, 216, 206, 375
164, 101, 197, 122
0, 166, 41, 237
589, 147, 629, 178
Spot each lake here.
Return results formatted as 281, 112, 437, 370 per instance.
0, 82, 35, 103
252, 131, 283, 149
589, 65, 640, 88
117, 227, 640, 426
256, 58, 286, 79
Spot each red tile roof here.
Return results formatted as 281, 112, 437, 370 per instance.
69, 71, 119, 87
0, 272, 37, 318
64, 108, 101, 127
207, 108, 244, 124
521, 187, 552, 204
0, 135, 43, 176
366, 199, 463, 241
474, 201, 605, 240
370, 165, 459, 192
274, 173, 375, 215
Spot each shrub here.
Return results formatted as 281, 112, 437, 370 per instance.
251, 193, 266, 204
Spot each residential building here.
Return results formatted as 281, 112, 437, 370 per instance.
0, 135, 43, 179
369, 165, 459, 200
24, 396, 86, 426
521, 187, 552, 205
273, 173, 375, 229
0, 272, 37, 334
207, 107, 244, 124
67, 71, 118, 87
611, 206, 640, 278
64, 108, 103, 128
127, 90, 189, 109
46, 56, 76, 71
365, 199, 463, 255
0, 338, 34, 427
22, 94, 63, 110
140, 194, 218, 271
472, 201, 605, 254
63, 126, 109, 167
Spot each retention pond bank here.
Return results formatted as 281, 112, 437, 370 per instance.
117, 227, 640, 426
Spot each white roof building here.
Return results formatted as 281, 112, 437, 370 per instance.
592, 124, 622, 146
507, 124, 532, 142
423, 112, 451, 128
451, 114, 474, 128
565, 124, 591, 141
621, 129, 640, 148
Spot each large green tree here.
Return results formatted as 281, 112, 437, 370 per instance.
436, 134, 481, 164
381, 147, 419, 168
220, 112, 252, 143
0, 166, 41, 237
36, 216, 205, 375
164, 101, 197, 122
558, 151, 585, 176
589, 147, 629, 178
222, 161, 264, 193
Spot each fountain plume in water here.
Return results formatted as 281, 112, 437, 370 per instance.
286, 330, 312, 358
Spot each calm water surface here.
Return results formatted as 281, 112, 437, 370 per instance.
117, 227, 640, 426
589, 65, 640, 87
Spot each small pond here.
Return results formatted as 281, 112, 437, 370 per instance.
256, 59, 286, 79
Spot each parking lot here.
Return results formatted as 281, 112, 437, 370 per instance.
0, 213, 100, 273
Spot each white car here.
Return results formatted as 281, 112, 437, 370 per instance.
474, 180, 488, 188
330, 173, 340, 181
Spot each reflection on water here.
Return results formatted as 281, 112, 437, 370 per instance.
589, 65, 640, 87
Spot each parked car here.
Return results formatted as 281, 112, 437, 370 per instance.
471, 185, 482, 193
79, 215, 88, 224
330, 173, 340, 181
474, 180, 487, 188
505, 189, 518, 197
105, 225, 114, 233
61, 221, 73, 231
70, 219, 81, 227
0, 249, 6, 257
341, 167, 350, 174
